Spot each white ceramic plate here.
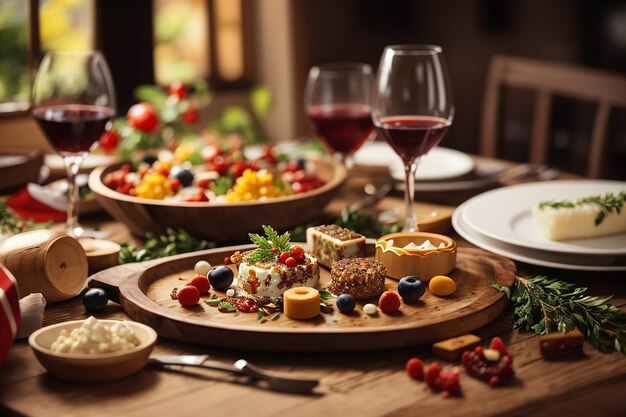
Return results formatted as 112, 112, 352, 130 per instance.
453, 201, 626, 271
462, 180, 626, 256
45, 154, 119, 173
353, 142, 475, 181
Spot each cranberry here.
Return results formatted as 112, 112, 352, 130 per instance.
279, 252, 290, 263
284, 257, 297, 268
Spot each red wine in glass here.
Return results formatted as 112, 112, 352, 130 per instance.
376, 116, 450, 163
307, 104, 375, 156
33, 104, 115, 156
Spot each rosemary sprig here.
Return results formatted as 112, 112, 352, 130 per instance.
119, 228, 215, 264
493, 275, 626, 354
538, 191, 626, 226
245, 225, 291, 264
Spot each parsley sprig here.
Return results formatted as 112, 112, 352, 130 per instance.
246, 225, 291, 264
493, 275, 626, 354
538, 191, 626, 226
119, 228, 215, 264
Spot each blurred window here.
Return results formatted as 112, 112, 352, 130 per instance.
153, 0, 250, 87
153, 0, 210, 85
0, 0, 30, 111
39, 0, 94, 52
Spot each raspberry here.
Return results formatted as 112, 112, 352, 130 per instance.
186, 275, 211, 294
405, 358, 424, 380
438, 368, 461, 397
378, 291, 401, 313
489, 336, 509, 356
279, 252, 290, 263
425, 362, 442, 389
285, 257, 297, 268
177, 286, 200, 307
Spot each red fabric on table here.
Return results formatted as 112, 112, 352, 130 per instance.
0, 264, 20, 367
5, 187, 66, 223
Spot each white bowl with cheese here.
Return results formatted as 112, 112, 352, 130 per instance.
29, 318, 157, 381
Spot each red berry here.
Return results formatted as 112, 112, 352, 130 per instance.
168, 80, 186, 100
181, 107, 199, 124
177, 286, 200, 307
438, 369, 461, 396
186, 275, 211, 294
489, 337, 509, 356
127, 102, 158, 133
405, 357, 424, 380
170, 178, 181, 192
197, 178, 210, 189
279, 252, 290, 263
425, 362, 442, 389
224, 257, 231, 265
378, 291, 401, 313
489, 375, 500, 387
99, 130, 119, 154
285, 257, 297, 268
291, 245, 305, 259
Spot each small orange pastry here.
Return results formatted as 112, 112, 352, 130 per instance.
283, 287, 320, 320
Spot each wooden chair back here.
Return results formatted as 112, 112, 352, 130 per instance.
480, 55, 626, 178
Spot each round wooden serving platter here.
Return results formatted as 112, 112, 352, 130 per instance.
89, 244, 516, 352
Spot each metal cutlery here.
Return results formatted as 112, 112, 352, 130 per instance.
147, 355, 319, 394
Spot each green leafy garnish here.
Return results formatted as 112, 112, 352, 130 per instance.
335, 208, 402, 238
119, 228, 215, 264
319, 289, 334, 303
270, 311, 281, 321
493, 275, 626, 354
218, 302, 236, 313
538, 191, 626, 226
0, 200, 52, 235
246, 225, 291, 264
210, 175, 233, 196
257, 310, 267, 323
204, 296, 221, 306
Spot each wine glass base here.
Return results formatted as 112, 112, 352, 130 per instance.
66, 225, 108, 240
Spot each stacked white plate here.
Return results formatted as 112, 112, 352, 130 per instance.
452, 180, 626, 271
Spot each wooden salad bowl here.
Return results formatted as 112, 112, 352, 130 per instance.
0, 149, 43, 192
88, 158, 348, 242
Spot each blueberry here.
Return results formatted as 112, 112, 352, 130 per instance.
208, 266, 234, 291
397, 276, 425, 302
174, 169, 194, 187
83, 288, 109, 312
143, 155, 158, 165
336, 293, 356, 313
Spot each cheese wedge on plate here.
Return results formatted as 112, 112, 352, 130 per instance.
533, 192, 626, 241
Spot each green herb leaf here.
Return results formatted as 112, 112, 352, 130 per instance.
210, 175, 233, 196
493, 275, 626, 354
538, 191, 626, 226
246, 225, 291, 264
204, 297, 221, 306
218, 302, 236, 313
0, 200, 53, 235
257, 310, 267, 323
319, 289, 334, 302
119, 228, 215, 264
270, 312, 281, 321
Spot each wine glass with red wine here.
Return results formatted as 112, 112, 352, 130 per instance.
32, 51, 116, 237
305, 63, 375, 167
372, 45, 454, 232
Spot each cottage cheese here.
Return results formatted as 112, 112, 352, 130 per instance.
50, 316, 140, 354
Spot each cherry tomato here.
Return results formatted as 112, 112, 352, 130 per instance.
127, 102, 158, 133
99, 130, 119, 154
168, 81, 186, 100
181, 107, 199, 124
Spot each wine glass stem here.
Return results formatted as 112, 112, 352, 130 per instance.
64, 155, 83, 237
403, 159, 420, 232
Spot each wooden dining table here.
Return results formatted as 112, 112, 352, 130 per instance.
1, 155, 625, 417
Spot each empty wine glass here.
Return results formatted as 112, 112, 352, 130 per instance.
372, 45, 454, 231
305, 63, 376, 167
32, 51, 116, 237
